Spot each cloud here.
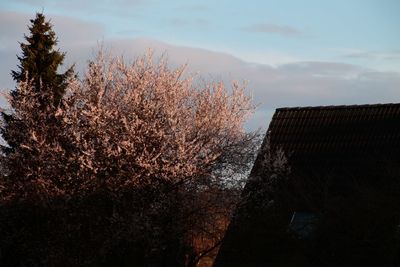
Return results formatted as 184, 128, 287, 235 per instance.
242, 23, 303, 37
50, 0, 148, 15
0, 10, 104, 99
9, 0, 46, 4
51, 17, 104, 45
3, 36, 400, 130
93, 38, 400, 130
11, 0, 147, 7
1, 11, 399, 131
116, 29, 143, 36
0, 10, 104, 48
343, 49, 400, 61
8, 0, 150, 18
0, 11, 32, 48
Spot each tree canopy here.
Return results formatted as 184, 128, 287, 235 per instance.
0, 46, 258, 266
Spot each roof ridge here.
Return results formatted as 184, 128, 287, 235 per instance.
276, 103, 400, 111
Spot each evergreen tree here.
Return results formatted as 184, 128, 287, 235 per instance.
1, 12, 74, 153
12, 12, 74, 104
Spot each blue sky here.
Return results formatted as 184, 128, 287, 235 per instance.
1, 0, 399, 129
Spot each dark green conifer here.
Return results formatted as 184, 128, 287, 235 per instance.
1, 13, 74, 153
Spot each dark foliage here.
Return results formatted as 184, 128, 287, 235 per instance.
0, 186, 193, 267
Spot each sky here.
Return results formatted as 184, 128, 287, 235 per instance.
0, 0, 399, 130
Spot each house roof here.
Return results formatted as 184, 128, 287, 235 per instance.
214, 103, 400, 267
265, 103, 400, 179
269, 103, 400, 157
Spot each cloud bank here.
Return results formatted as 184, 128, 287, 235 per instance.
1, 11, 399, 131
